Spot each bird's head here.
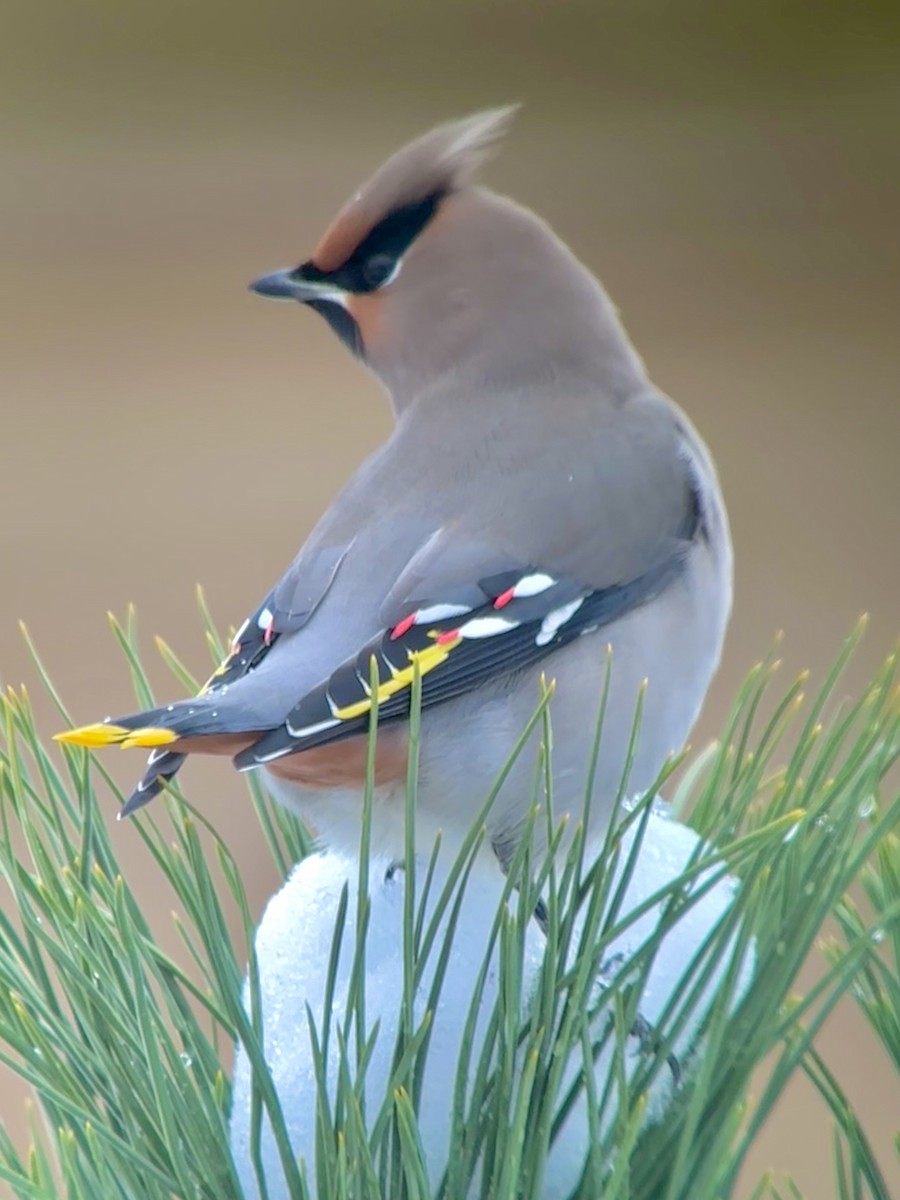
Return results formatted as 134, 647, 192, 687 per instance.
251, 106, 643, 410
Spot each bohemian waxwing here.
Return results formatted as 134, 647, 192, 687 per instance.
57, 108, 732, 863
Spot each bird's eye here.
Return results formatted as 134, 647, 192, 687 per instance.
361, 254, 398, 291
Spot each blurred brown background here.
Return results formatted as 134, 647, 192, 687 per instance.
1, 1, 898, 1195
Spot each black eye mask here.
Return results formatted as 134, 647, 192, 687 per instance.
301, 191, 444, 295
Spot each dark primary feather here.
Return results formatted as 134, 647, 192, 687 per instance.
121, 588, 282, 814
233, 553, 683, 771
120, 750, 187, 817
112, 543, 686, 813
117, 416, 703, 812
121, 540, 355, 813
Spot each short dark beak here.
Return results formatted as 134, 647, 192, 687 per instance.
249, 268, 344, 304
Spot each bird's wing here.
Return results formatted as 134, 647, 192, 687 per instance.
58, 523, 690, 788
57, 391, 708, 810
232, 524, 689, 770
200, 538, 354, 694
56, 536, 355, 814
235, 397, 709, 768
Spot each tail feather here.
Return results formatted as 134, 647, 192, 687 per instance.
119, 749, 187, 819
55, 705, 178, 749
55, 696, 272, 816
54, 696, 235, 750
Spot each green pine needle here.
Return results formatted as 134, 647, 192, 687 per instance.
0, 609, 897, 1199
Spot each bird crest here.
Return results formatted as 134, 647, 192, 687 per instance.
311, 105, 519, 273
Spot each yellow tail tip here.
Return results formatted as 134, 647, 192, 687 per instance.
53, 723, 133, 748
53, 723, 178, 750
120, 727, 179, 749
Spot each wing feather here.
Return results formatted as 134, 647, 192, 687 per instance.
234, 555, 679, 770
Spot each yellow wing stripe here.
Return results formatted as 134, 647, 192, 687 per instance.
334, 635, 461, 721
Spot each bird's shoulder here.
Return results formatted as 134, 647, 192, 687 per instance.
394, 381, 702, 591
204, 381, 707, 696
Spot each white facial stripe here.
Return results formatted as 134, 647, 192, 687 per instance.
514, 572, 556, 598
415, 602, 472, 624
535, 598, 584, 647
458, 615, 519, 639
305, 284, 349, 306
381, 259, 402, 288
